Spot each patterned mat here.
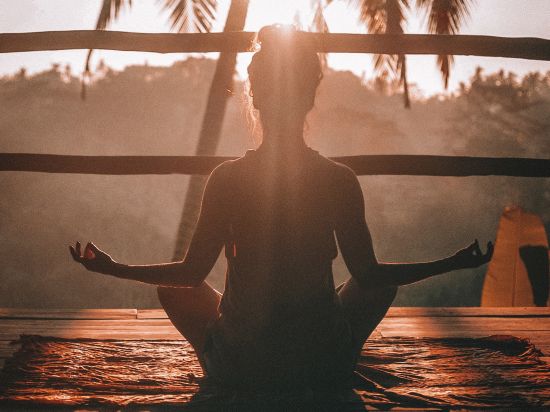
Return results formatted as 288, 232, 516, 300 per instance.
1, 335, 549, 410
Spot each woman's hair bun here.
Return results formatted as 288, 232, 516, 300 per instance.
256, 24, 297, 52
255, 24, 318, 56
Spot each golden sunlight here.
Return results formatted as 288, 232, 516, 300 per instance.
246, 0, 316, 30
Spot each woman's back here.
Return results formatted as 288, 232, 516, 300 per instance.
206, 147, 355, 385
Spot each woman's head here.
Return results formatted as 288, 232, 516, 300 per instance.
247, 25, 323, 138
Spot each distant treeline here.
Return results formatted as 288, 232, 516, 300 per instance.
1, 58, 549, 308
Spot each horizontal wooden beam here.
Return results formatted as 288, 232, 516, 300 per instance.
1, 153, 549, 177
2, 31, 550, 60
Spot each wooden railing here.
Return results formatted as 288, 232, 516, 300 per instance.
1, 30, 549, 177
1, 153, 549, 177
2, 31, 550, 60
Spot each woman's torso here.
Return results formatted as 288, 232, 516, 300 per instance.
205, 147, 355, 384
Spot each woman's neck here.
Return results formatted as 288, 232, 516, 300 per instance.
258, 133, 307, 153
258, 112, 308, 154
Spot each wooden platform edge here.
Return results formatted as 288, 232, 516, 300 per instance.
0, 308, 138, 320
386, 307, 550, 317
2, 307, 548, 319
141, 307, 550, 319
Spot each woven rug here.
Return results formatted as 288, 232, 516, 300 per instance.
1, 335, 549, 410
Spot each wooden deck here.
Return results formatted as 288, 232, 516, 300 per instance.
1, 307, 549, 368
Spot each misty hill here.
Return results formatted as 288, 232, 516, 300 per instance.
1, 59, 549, 308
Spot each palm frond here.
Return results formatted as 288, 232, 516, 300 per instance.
162, 0, 218, 33
312, 0, 330, 33
417, 0, 472, 88
82, 0, 132, 99
96, 0, 133, 30
311, 0, 331, 68
351, 0, 409, 35
437, 53, 452, 88
351, 0, 410, 107
397, 53, 410, 108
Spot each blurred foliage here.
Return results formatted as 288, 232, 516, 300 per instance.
0, 60, 549, 308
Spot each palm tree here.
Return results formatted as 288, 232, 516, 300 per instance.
345, 0, 472, 107
349, 0, 411, 107
416, 0, 472, 89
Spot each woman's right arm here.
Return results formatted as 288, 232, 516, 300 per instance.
70, 163, 230, 287
70, 241, 211, 287
334, 167, 493, 288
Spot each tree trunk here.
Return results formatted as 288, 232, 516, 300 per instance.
172, 0, 249, 260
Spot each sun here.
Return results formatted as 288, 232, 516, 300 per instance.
234, 0, 324, 80
245, 0, 316, 30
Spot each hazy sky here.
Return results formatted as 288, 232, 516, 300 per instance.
1, 0, 549, 96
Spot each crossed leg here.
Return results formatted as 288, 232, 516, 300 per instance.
157, 282, 221, 370
337, 277, 398, 359
158, 277, 396, 373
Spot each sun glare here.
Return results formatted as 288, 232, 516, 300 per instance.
245, 0, 316, 30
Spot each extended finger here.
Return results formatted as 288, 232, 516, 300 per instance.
76, 241, 82, 258
465, 240, 478, 255
69, 245, 82, 262
465, 241, 476, 252
88, 242, 100, 255
473, 239, 482, 257
85, 242, 96, 259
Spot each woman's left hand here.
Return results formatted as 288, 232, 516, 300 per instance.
69, 241, 115, 275
453, 239, 494, 269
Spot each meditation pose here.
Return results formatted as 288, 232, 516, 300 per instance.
70, 25, 493, 387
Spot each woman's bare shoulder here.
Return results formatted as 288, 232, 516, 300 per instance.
205, 151, 254, 190
315, 153, 358, 185
208, 155, 245, 179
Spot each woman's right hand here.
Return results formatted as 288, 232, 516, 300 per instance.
69, 241, 115, 275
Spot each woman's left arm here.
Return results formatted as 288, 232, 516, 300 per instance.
70, 164, 229, 287
372, 239, 494, 286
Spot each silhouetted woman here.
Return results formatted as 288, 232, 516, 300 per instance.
71, 25, 493, 388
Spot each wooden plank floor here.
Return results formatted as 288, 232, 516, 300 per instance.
1, 307, 549, 369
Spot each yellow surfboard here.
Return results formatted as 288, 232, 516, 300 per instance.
481, 206, 549, 307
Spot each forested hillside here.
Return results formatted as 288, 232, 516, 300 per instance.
1, 58, 549, 308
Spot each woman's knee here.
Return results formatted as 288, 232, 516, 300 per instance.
157, 286, 183, 307
342, 277, 397, 300
380, 285, 398, 303
157, 286, 170, 301
363, 284, 397, 309
157, 284, 221, 315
